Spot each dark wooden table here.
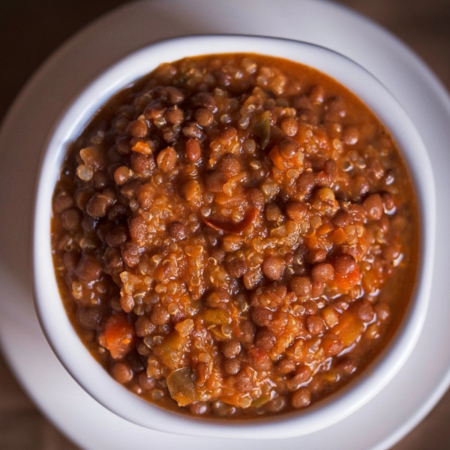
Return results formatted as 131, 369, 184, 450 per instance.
1, 1, 449, 448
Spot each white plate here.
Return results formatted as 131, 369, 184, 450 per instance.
1, 0, 449, 449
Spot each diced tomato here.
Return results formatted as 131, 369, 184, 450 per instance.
104, 314, 135, 360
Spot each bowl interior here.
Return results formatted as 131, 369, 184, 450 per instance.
33, 34, 435, 439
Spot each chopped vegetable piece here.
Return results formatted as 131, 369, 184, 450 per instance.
167, 367, 200, 406
333, 266, 361, 292
153, 331, 187, 370
332, 313, 364, 347
203, 308, 231, 325
104, 314, 135, 360
251, 392, 273, 408
254, 111, 271, 149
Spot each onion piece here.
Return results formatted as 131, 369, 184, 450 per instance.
166, 367, 199, 406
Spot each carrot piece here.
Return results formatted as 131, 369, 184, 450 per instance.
332, 312, 364, 347
104, 314, 135, 360
269, 146, 286, 171
333, 266, 361, 292
132, 141, 152, 155
222, 393, 252, 408
330, 228, 347, 246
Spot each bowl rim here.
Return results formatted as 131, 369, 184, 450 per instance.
32, 33, 435, 439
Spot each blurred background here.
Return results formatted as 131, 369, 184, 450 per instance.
0, 0, 449, 448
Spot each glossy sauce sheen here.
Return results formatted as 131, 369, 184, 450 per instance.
51, 53, 418, 418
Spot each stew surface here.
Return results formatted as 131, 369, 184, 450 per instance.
51, 53, 418, 418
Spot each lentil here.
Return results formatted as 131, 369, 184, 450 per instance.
291, 387, 312, 409
262, 255, 285, 280
290, 276, 311, 297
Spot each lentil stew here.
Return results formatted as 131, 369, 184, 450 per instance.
51, 53, 418, 419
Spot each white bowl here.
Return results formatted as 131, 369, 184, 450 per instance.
32, 35, 435, 439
